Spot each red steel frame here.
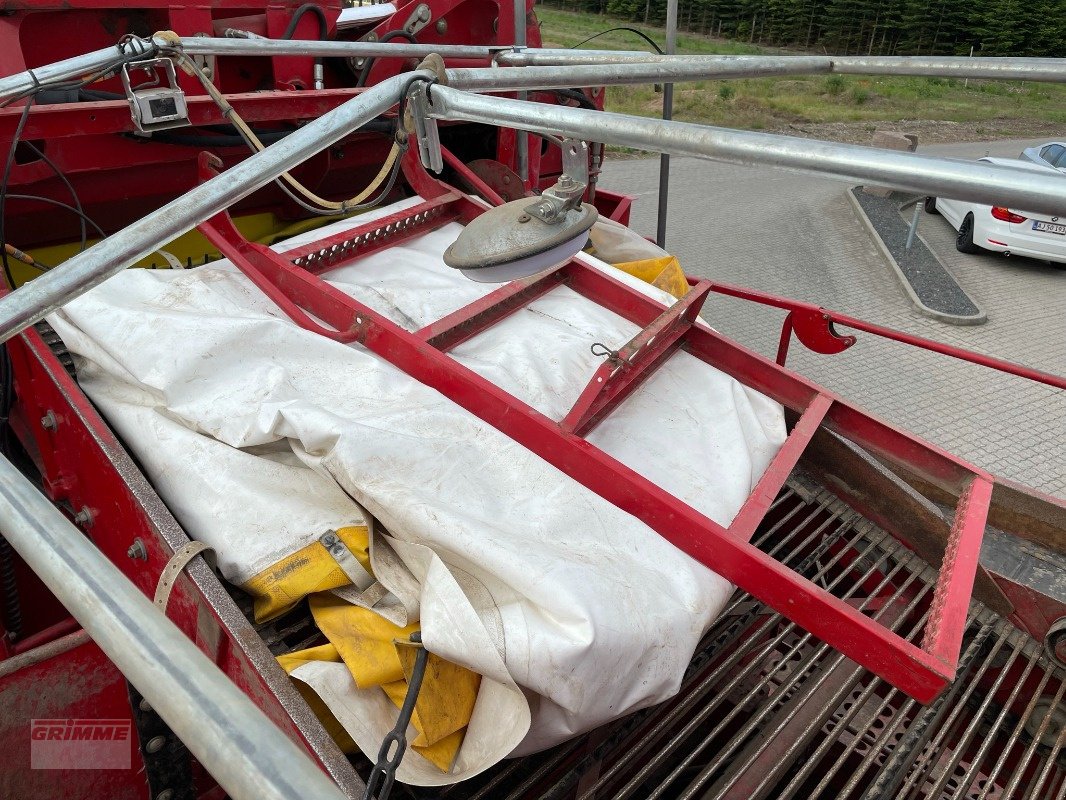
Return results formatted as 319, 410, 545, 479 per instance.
189, 149, 1004, 703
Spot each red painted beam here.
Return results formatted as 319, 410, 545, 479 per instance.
0, 89, 371, 142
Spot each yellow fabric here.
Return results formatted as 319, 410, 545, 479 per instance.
611, 255, 690, 299
307, 593, 480, 773
309, 593, 419, 688
258, 527, 480, 773
244, 525, 371, 622
383, 647, 481, 748
277, 644, 359, 754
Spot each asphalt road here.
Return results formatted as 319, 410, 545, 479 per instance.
600, 138, 1066, 498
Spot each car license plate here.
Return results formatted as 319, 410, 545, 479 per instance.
1033, 220, 1066, 235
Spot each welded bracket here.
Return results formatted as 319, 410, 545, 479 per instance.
561, 280, 711, 435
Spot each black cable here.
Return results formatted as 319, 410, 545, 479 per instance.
136, 118, 397, 149
0, 99, 33, 289
282, 3, 329, 40
21, 142, 88, 251
395, 72, 436, 131
357, 29, 419, 87
570, 27, 664, 54
127, 129, 295, 148
5, 194, 108, 239
1, 51, 143, 108
553, 88, 597, 110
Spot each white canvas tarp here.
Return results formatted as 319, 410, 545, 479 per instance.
48, 196, 786, 784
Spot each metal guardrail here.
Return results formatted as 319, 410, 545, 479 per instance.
0, 455, 349, 800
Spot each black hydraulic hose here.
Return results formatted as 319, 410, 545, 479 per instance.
282, 4, 331, 88
134, 130, 294, 148
282, 3, 329, 40
553, 88, 597, 110
356, 29, 418, 87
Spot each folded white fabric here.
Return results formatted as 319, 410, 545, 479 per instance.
49, 197, 786, 784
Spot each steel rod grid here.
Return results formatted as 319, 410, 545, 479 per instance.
223, 482, 1064, 800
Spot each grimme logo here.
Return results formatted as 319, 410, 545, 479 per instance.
30, 719, 132, 769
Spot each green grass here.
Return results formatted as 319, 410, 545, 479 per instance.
535, 8, 1066, 135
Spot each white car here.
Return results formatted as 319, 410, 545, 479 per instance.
1019, 141, 1066, 171
926, 157, 1066, 264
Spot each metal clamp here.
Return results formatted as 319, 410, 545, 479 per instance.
524, 139, 589, 224
408, 82, 443, 175
319, 530, 376, 592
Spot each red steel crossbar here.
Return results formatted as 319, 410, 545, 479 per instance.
193, 151, 994, 703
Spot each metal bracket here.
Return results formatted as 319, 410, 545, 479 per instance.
402, 3, 433, 36
121, 58, 189, 134
525, 139, 589, 224
408, 83, 443, 174
189, 32, 216, 87
319, 530, 375, 592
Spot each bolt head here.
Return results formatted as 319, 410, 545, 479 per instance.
1054, 638, 1066, 664
145, 735, 167, 754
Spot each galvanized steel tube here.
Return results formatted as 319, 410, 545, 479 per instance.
830, 55, 1066, 82
426, 86, 1066, 217
174, 38, 1066, 84
0, 37, 156, 105
513, 0, 529, 185
0, 454, 349, 800
497, 51, 1066, 83
0, 72, 424, 342
180, 36, 496, 60
449, 57, 835, 91
658, 0, 679, 248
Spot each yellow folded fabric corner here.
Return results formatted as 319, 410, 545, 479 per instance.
613, 255, 690, 300
277, 643, 358, 754
264, 536, 483, 775
308, 594, 481, 773
309, 593, 419, 688
413, 728, 466, 773
243, 525, 371, 622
